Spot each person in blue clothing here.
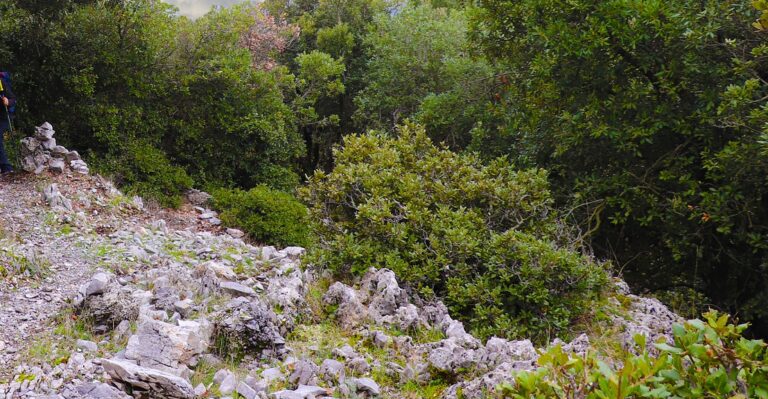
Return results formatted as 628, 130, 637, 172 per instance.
0, 71, 16, 174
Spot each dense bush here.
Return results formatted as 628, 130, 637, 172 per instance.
501, 311, 768, 398
0, 1, 305, 200
212, 186, 309, 247
95, 140, 193, 208
302, 124, 608, 342
471, 0, 768, 336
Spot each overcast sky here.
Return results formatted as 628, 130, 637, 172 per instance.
164, 0, 246, 19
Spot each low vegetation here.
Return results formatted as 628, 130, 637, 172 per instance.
303, 125, 609, 342
502, 311, 768, 398
212, 185, 310, 247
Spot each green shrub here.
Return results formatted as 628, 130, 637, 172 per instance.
501, 311, 768, 398
301, 124, 608, 342
212, 185, 309, 247
97, 141, 193, 209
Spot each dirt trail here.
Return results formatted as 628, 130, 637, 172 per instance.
0, 172, 207, 374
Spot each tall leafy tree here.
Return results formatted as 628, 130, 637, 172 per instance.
1, 0, 309, 203
264, 0, 390, 173
355, 4, 497, 149
472, 0, 768, 333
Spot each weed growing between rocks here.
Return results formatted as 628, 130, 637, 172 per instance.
0, 245, 51, 279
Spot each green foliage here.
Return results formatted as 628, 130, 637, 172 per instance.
0, 244, 50, 279
471, 0, 768, 335
302, 124, 608, 342
212, 185, 309, 247
355, 4, 497, 149
501, 311, 768, 399
263, 0, 391, 173
291, 50, 347, 128
316, 23, 355, 58
97, 140, 193, 208
3, 0, 304, 198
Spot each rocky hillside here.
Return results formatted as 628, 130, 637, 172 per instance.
0, 129, 681, 399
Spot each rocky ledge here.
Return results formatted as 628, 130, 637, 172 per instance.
0, 145, 680, 399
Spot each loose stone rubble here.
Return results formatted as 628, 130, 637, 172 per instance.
20, 122, 89, 175
0, 150, 682, 399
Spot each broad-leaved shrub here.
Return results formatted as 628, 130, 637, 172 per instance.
302, 124, 608, 342
212, 186, 309, 247
501, 311, 768, 398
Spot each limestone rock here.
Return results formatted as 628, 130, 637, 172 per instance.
185, 189, 212, 206
236, 381, 259, 399
220, 281, 257, 297
350, 377, 380, 396
213, 369, 234, 385
226, 228, 245, 238
66, 150, 81, 163
124, 319, 211, 374
35, 122, 55, 141
280, 247, 306, 258
323, 282, 368, 329
219, 373, 237, 395
49, 158, 65, 174
77, 282, 146, 329
42, 184, 72, 212
51, 145, 69, 158
21, 155, 36, 172
261, 367, 285, 384
428, 338, 478, 373
360, 268, 408, 318
481, 338, 537, 369
20, 137, 40, 154
615, 295, 681, 353
101, 358, 195, 399
288, 360, 318, 386
443, 361, 535, 399
293, 385, 328, 397
319, 359, 345, 383
41, 137, 57, 151
73, 382, 131, 399
212, 297, 284, 354
76, 339, 98, 353
70, 159, 89, 175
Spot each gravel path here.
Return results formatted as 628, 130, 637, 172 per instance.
0, 172, 211, 375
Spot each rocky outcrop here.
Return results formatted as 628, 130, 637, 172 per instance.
0, 170, 683, 399
124, 318, 212, 376
614, 295, 682, 353
20, 122, 89, 175
102, 359, 195, 399
42, 183, 73, 211
74, 274, 148, 330
212, 297, 285, 355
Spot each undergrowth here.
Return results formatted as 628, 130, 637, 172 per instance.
500, 311, 768, 398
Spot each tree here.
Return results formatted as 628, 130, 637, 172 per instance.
263, 0, 391, 173
472, 0, 768, 334
1, 0, 308, 202
355, 4, 497, 149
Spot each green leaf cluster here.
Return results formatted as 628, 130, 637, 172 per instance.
212, 185, 310, 248
470, 0, 768, 334
355, 4, 498, 150
302, 123, 608, 342
501, 311, 768, 399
